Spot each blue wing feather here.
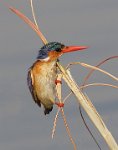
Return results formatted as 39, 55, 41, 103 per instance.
27, 69, 41, 107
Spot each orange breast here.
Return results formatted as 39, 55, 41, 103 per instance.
31, 60, 57, 107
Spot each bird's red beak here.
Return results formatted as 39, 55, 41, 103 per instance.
62, 46, 88, 53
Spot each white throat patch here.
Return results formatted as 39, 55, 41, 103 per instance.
39, 57, 50, 62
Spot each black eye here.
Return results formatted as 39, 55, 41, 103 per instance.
55, 44, 65, 52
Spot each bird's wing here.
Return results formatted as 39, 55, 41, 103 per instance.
27, 69, 41, 107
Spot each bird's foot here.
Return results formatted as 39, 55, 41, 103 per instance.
55, 79, 62, 85
55, 102, 64, 108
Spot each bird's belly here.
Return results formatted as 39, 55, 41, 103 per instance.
35, 66, 57, 107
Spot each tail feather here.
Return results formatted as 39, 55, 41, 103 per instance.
44, 106, 53, 115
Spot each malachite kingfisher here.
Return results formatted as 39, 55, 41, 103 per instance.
27, 42, 87, 115
9, 7, 87, 115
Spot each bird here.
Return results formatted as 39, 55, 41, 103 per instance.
9, 7, 87, 115
27, 42, 87, 115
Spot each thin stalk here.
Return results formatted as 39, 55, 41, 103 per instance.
10, 7, 48, 44
52, 108, 60, 139
83, 56, 118, 86
66, 62, 118, 81
55, 73, 77, 150
30, 0, 39, 29
80, 83, 118, 89
61, 108, 77, 150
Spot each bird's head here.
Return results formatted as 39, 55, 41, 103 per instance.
37, 42, 87, 61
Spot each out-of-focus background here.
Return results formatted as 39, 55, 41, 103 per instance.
0, 0, 118, 150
